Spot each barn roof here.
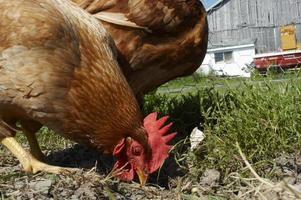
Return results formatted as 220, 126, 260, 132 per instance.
206, 0, 226, 12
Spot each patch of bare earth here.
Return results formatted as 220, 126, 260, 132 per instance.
1, 144, 301, 199
0, 144, 181, 199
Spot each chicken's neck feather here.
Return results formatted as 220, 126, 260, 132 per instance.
58, 2, 147, 153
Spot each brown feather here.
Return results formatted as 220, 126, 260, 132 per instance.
73, 0, 208, 96
0, 0, 148, 154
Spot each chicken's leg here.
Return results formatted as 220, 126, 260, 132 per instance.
22, 130, 46, 161
20, 121, 45, 161
1, 137, 75, 174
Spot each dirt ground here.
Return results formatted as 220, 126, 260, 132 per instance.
0, 144, 188, 200
1, 144, 301, 199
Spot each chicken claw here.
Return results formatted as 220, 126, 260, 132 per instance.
1, 137, 76, 175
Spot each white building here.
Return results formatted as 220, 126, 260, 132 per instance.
199, 43, 255, 77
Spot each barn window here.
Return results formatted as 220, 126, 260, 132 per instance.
224, 51, 233, 62
214, 53, 224, 63
214, 51, 233, 63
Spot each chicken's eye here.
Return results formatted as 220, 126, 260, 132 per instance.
132, 146, 142, 156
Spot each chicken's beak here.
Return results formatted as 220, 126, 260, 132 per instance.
136, 168, 148, 186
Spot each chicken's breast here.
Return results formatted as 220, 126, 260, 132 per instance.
0, 0, 81, 134
0, 0, 143, 153
0, 0, 117, 132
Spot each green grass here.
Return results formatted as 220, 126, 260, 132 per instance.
145, 74, 301, 180
160, 73, 249, 89
160, 71, 301, 92
15, 127, 73, 151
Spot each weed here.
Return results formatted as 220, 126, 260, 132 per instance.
145, 77, 301, 181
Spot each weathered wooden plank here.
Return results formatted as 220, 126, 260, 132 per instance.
207, 0, 301, 53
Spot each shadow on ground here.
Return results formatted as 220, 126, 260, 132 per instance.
46, 144, 185, 188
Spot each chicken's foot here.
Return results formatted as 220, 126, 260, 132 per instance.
1, 137, 75, 174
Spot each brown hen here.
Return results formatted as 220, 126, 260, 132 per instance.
74, 0, 208, 96
0, 0, 175, 185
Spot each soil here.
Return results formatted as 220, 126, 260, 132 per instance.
1, 144, 301, 199
0, 144, 186, 199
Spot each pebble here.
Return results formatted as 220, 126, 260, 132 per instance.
199, 169, 221, 187
29, 179, 52, 194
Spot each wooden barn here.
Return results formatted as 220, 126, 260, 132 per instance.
199, 0, 301, 76
206, 0, 301, 53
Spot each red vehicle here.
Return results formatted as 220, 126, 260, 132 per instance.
254, 50, 301, 72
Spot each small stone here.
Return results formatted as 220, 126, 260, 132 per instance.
296, 157, 301, 173
296, 174, 301, 184
263, 190, 279, 200
14, 181, 25, 189
191, 187, 199, 193
29, 179, 52, 194
275, 155, 296, 170
283, 176, 296, 185
283, 168, 295, 177
199, 169, 221, 187
73, 183, 96, 199
290, 183, 301, 192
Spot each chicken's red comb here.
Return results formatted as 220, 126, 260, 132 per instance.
143, 112, 176, 173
